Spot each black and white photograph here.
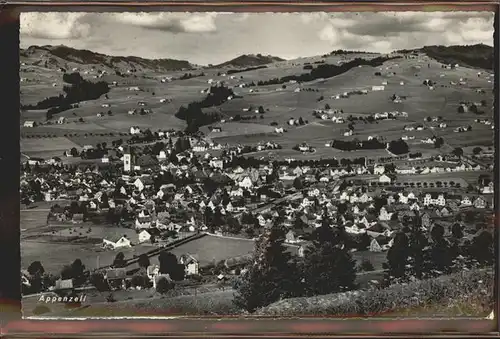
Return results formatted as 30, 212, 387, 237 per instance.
20, 11, 496, 318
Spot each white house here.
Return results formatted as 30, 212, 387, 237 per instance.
23, 121, 35, 128
138, 230, 152, 243
379, 174, 392, 184
369, 239, 383, 252
238, 176, 253, 189
482, 181, 494, 194
379, 207, 393, 221
209, 158, 224, 169
179, 254, 199, 276
373, 164, 385, 175
461, 196, 472, 206
372, 85, 385, 91
130, 126, 141, 135
102, 236, 132, 250
423, 193, 446, 206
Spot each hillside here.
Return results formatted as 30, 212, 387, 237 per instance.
399, 44, 494, 70
215, 54, 285, 68
20, 45, 195, 71
257, 269, 494, 317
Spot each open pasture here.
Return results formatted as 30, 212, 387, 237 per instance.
21, 136, 82, 155
41, 225, 139, 243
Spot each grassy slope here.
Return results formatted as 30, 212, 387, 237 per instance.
257, 269, 494, 318
399, 44, 494, 70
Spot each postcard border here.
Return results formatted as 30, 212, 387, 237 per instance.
2, 2, 499, 336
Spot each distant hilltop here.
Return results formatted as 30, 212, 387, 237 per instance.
20, 45, 196, 71
214, 54, 286, 68
397, 44, 494, 70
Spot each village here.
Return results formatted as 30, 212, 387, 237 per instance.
21, 119, 494, 303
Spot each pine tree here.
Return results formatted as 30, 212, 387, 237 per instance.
233, 226, 302, 313
407, 213, 430, 280
383, 231, 409, 286
302, 222, 357, 296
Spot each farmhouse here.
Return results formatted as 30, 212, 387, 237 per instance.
138, 230, 152, 243
423, 193, 446, 207
378, 174, 392, 184
105, 268, 127, 290
179, 254, 199, 276
23, 121, 35, 128
130, 126, 141, 135
102, 236, 132, 250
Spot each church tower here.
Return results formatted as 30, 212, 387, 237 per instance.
123, 146, 134, 172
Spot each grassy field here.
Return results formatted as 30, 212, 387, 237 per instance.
21, 137, 82, 157
21, 50, 494, 160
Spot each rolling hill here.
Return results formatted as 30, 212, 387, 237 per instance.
398, 44, 494, 70
215, 54, 286, 68
20, 45, 196, 71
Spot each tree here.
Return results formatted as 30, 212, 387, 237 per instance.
383, 231, 409, 285
470, 231, 494, 266
452, 147, 463, 158
158, 252, 185, 281
473, 147, 483, 155
90, 271, 109, 291
233, 226, 303, 312
28, 261, 45, 277
258, 106, 265, 114
324, 103, 331, 110
293, 177, 303, 190
113, 252, 127, 268
70, 259, 86, 286
156, 277, 173, 294
138, 254, 150, 269
302, 223, 357, 296
428, 224, 452, 275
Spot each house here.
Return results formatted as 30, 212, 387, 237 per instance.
130, 126, 141, 135
23, 121, 35, 128
378, 207, 393, 221
102, 236, 132, 249
55, 279, 74, 291
238, 176, 253, 189
474, 197, 487, 209
482, 181, 494, 194
138, 230, 152, 243
105, 268, 127, 290
423, 193, 446, 206
285, 230, 296, 243
461, 196, 472, 206
369, 238, 383, 252
379, 174, 392, 184
372, 85, 385, 91
298, 244, 307, 258
147, 265, 160, 288
373, 164, 385, 175
209, 158, 224, 169
179, 254, 199, 276
211, 127, 222, 133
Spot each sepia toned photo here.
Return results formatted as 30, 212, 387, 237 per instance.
19, 11, 495, 318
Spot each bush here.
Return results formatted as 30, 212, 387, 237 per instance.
358, 259, 375, 272
106, 293, 116, 303
257, 269, 493, 317
156, 277, 174, 294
